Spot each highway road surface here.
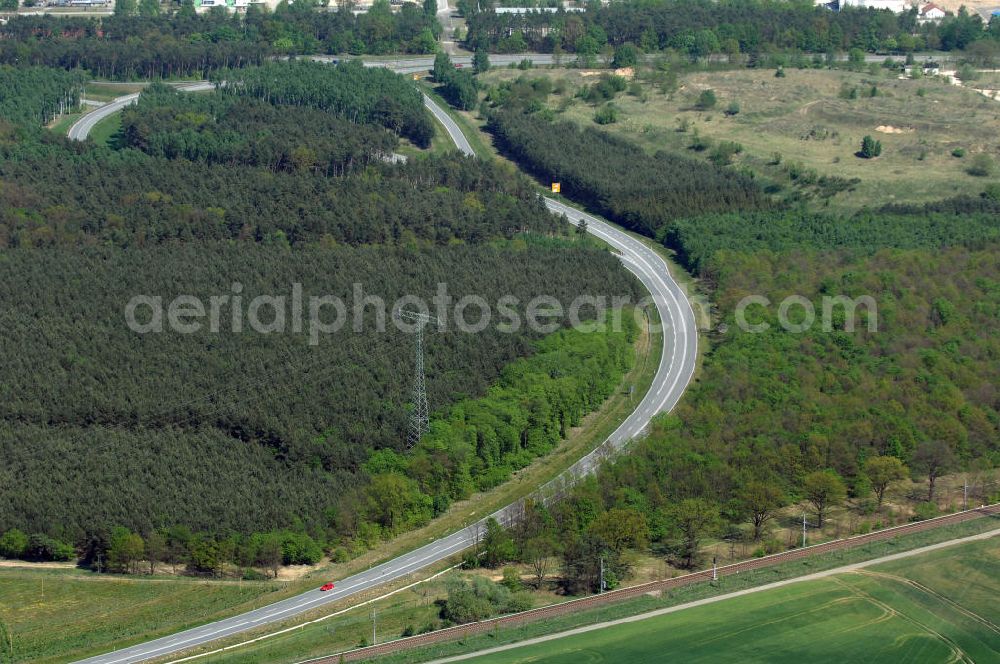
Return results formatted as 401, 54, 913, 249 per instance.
71, 73, 698, 664
66, 81, 214, 141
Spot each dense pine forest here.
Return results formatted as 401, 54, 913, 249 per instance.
667, 201, 1000, 273
215, 60, 435, 147
0, 61, 643, 567
120, 83, 400, 174
487, 110, 771, 235
0, 66, 85, 126
462, 0, 1000, 55
0, 243, 638, 540
0, 65, 548, 251
0, 0, 439, 79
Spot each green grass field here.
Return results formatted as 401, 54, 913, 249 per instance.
0, 568, 287, 664
83, 82, 147, 102
48, 112, 85, 136
464, 537, 1000, 664
88, 111, 122, 148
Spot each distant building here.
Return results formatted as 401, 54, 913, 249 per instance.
839, 0, 910, 13
918, 2, 946, 22
494, 6, 585, 13
198, 0, 277, 11
231, 0, 273, 9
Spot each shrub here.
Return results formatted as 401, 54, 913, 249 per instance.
911, 502, 940, 521
612, 43, 639, 69
709, 141, 743, 165
0, 529, 29, 559
280, 532, 323, 565
952, 147, 966, 158
585, 74, 627, 104
859, 135, 882, 159
967, 153, 995, 177
688, 131, 712, 152
696, 89, 717, 109
24, 534, 74, 562
753, 538, 782, 556
594, 104, 619, 125
440, 577, 525, 624
957, 64, 980, 81
724, 101, 740, 116
461, 550, 479, 569
501, 566, 523, 591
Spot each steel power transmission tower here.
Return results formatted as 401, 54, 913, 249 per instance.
398, 309, 438, 449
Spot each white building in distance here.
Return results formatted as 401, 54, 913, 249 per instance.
839, 0, 911, 13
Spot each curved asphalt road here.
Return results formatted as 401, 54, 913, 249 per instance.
67, 82, 215, 142
70, 70, 697, 664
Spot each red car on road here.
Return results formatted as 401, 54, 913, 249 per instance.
320, 583, 335, 591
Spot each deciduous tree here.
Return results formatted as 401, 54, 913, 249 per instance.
802, 470, 846, 528
864, 456, 908, 509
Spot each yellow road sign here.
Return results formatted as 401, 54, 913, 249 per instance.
551, 182, 561, 193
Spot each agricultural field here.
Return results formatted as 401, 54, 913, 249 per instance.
462, 536, 1000, 664
478, 66, 1000, 210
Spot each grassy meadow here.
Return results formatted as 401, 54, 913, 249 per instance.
0, 568, 284, 663
478, 65, 1000, 211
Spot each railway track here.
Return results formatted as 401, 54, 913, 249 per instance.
312, 503, 999, 662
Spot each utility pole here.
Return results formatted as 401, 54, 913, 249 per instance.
802, 513, 807, 548
372, 607, 377, 645
398, 310, 439, 449
599, 556, 606, 593
964, 479, 968, 510
712, 556, 717, 581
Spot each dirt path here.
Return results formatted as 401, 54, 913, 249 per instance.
428, 527, 1000, 663
798, 99, 822, 116
940, 69, 1000, 101
0, 559, 76, 570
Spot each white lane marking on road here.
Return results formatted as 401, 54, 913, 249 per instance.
545, 199, 690, 423
101, 620, 253, 664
